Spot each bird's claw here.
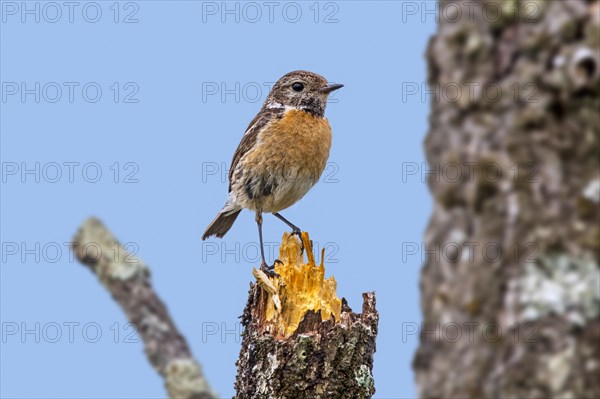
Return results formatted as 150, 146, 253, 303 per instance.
290, 229, 305, 253
260, 261, 281, 278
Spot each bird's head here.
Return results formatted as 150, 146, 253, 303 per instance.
264, 70, 343, 117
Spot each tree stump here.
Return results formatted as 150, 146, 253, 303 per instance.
234, 233, 379, 399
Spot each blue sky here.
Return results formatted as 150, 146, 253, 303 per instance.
1, 2, 436, 397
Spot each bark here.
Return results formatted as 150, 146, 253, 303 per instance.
234, 233, 379, 399
71, 218, 217, 399
415, 1, 600, 398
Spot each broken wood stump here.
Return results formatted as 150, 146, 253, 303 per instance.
235, 232, 378, 399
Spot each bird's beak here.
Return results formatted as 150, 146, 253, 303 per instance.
319, 83, 344, 94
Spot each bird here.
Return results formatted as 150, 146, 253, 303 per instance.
202, 70, 343, 275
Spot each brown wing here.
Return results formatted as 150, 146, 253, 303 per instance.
228, 107, 284, 191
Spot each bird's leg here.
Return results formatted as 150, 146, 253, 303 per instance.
256, 212, 267, 268
273, 212, 304, 253
273, 212, 302, 236
256, 211, 279, 277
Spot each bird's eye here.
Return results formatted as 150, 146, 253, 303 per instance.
291, 82, 304, 92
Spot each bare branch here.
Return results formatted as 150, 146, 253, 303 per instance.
71, 217, 217, 399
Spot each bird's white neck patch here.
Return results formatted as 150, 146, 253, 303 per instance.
266, 102, 306, 112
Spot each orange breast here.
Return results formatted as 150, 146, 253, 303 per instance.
257, 109, 332, 175
237, 108, 332, 212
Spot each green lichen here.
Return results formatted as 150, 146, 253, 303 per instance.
354, 364, 374, 391
164, 358, 216, 399
77, 217, 148, 282
103, 248, 147, 281
545, 344, 575, 394
516, 254, 600, 325
583, 178, 600, 204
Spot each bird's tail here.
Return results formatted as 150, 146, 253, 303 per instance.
202, 208, 241, 240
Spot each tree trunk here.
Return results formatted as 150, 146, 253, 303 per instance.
415, 1, 600, 398
234, 233, 379, 399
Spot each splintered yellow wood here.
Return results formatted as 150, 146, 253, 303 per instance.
253, 232, 342, 339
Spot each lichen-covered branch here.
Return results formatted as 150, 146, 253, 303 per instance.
71, 217, 217, 399
416, 1, 600, 398
235, 233, 378, 399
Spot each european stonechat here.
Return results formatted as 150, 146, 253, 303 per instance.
202, 70, 343, 274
